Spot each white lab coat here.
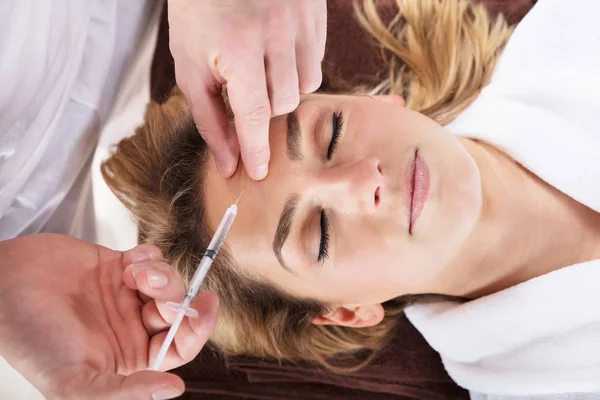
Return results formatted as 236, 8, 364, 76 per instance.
0, 0, 157, 241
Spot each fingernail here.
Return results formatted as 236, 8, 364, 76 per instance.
152, 387, 181, 400
147, 269, 168, 289
253, 163, 268, 180
132, 266, 168, 289
130, 250, 149, 263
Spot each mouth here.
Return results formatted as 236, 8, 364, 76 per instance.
405, 149, 430, 234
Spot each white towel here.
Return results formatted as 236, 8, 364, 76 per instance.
407, 260, 600, 395
406, 0, 600, 396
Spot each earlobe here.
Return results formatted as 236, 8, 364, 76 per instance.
312, 304, 385, 328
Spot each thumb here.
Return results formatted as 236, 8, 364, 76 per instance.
87, 370, 185, 400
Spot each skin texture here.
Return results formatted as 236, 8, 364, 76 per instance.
0, 234, 219, 400
168, 0, 327, 180
204, 93, 600, 328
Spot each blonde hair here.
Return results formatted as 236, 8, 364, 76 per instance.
102, 0, 513, 371
357, 0, 512, 125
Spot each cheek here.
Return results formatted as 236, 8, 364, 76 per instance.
332, 239, 429, 302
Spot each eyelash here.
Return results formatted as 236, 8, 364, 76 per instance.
318, 112, 343, 263
318, 209, 330, 264
327, 111, 343, 159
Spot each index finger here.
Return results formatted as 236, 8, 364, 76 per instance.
226, 57, 272, 181
186, 80, 241, 177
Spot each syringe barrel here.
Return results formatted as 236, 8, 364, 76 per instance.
186, 256, 213, 298
185, 204, 237, 299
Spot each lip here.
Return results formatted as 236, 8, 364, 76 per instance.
405, 150, 430, 234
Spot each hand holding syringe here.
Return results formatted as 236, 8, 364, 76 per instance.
150, 193, 241, 371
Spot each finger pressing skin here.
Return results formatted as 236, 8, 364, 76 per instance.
186, 74, 240, 177
123, 261, 186, 304
265, 42, 300, 117
226, 56, 272, 180
148, 291, 219, 371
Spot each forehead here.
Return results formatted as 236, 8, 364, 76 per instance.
202, 112, 297, 278
201, 93, 378, 276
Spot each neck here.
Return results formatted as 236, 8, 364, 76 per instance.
449, 139, 600, 298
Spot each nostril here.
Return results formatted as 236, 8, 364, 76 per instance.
374, 186, 381, 206
377, 163, 382, 174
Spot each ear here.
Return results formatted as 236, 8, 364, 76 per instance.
312, 304, 385, 328
373, 94, 406, 107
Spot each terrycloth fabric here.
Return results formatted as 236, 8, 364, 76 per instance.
406, 0, 600, 396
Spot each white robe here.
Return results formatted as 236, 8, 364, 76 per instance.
405, 0, 600, 397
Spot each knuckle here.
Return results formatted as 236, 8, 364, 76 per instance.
265, 8, 290, 36
212, 52, 236, 80
222, 26, 261, 54
266, 4, 289, 25
144, 260, 173, 273
200, 130, 226, 147
246, 144, 270, 161
271, 93, 300, 116
240, 103, 272, 126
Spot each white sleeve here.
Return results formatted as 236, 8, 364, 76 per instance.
0, 1, 89, 138
0, 1, 90, 216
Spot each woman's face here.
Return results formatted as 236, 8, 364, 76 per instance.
204, 93, 481, 322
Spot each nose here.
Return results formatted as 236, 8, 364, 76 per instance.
320, 157, 383, 214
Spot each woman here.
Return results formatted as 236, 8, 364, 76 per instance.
102, 0, 600, 397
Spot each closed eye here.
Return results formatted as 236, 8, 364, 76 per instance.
327, 111, 343, 159
318, 209, 330, 263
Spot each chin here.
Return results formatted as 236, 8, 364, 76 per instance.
419, 149, 482, 248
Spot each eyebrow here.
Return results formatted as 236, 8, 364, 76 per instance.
273, 195, 300, 273
286, 110, 303, 161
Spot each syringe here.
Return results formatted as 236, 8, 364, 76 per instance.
149, 193, 241, 371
